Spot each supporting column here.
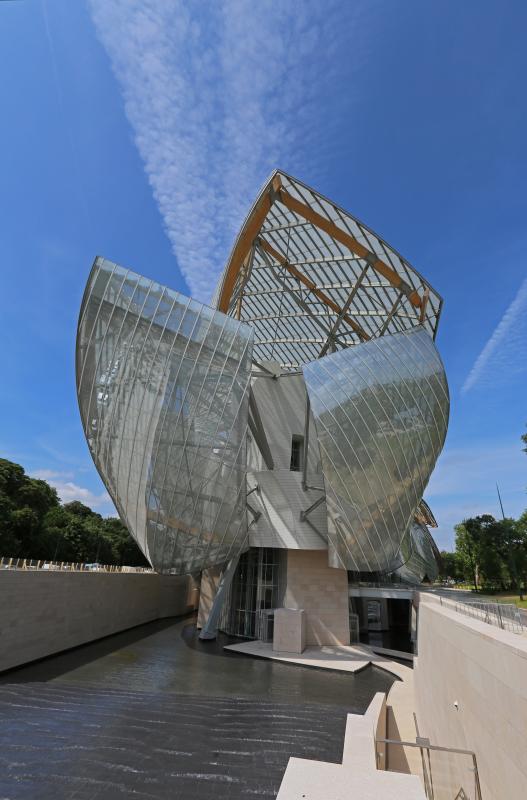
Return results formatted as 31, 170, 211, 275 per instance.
198, 554, 241, 641
302, 393, 310, 491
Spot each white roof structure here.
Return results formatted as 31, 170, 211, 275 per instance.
216, 170, 442, 371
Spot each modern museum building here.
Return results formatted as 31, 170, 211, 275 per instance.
76, 170, 449, 649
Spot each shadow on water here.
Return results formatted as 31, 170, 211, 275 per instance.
0, 615, 188, 683
1, 614, 396, 710
0, 616, 400, 799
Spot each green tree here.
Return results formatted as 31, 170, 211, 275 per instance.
438, 550, 463, 582
455, 515, 496, 591
0, 458, 149, 568
453, 514, 527, 594
102, 516, 149, 567
502, 515, 527, 598
0, 459, 59, 557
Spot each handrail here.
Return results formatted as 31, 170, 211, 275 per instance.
375, 737, 477, 757
0, 556, 154, 573
439, 595, 523, 634
375, 737, 482, 800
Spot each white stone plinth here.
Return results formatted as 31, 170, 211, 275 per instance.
273, 607, 306, 653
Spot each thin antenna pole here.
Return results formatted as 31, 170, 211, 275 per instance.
496, 483, 506, 520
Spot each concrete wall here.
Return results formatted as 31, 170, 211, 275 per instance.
248, 470, 328, 550
277, 693, 425, 800
285, 550, 350, 645
414, 595, 527, 800
0, 570, 199, 672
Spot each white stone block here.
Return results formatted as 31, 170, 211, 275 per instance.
273, 608, 306, 653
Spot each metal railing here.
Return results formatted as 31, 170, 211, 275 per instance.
439, 595, 524, 634
375, 737, 482, 800
0, 556, 153, 573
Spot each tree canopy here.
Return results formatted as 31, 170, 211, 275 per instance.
0, 458, 149, 567
440, 511, 527, 593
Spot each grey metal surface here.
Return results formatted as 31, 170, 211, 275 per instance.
303, 327, 449, 573
76, 257, 253, 574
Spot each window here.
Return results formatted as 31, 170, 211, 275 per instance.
290, 434, 304, 472
220, 548, 285, 638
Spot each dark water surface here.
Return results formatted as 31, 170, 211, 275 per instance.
0, 615, 395, 799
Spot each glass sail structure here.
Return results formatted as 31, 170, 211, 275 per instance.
302, 327, 449, 573
76, 171, 448, 586
76, 258, 253, 574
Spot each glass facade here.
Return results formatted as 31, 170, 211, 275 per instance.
303, 327, 449, 575
75, 171, 449, 593
394, 522, 440, 584
76, 257, 253, 575
219, 548, 286, 638
218, 170, 443, 372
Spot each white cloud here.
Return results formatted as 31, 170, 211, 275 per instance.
32, 469, 74, 482
461, 276, 527, 394
31, 469, 114, 512
87, 0, 374, 301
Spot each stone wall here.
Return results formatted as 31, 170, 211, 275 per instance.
0, 570, 199, 672
285, 549, 349, 645
414, 595, 527, 800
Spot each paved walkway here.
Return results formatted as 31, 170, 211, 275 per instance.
224, 639, 411, 681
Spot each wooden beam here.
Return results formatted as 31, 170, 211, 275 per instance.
235, 245, 256, 320
258, 237, 370, 342
217, 174, 282, 313
419, 286, 430, 324
276, 187, 424, 309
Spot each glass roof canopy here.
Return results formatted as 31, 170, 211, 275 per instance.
216, 170, 443, 371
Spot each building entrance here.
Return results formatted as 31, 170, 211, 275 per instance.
350, 593, 413, 653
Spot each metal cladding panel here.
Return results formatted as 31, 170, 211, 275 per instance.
247, 470, 328, 550
395, 523, 440, 584
76, 257, 253, 575
303, 327, 449, 572
249, 372, 321, 473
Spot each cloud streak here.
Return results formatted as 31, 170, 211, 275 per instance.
32, 469, 114, 512
461, 276, 527, 394
87, 0, 374, 301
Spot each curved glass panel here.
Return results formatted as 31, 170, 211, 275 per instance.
76, 257, 253, 574
395, 523, 440, 584
303, 327, 449, 572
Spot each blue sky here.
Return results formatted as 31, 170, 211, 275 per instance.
1, 0, 526, 549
